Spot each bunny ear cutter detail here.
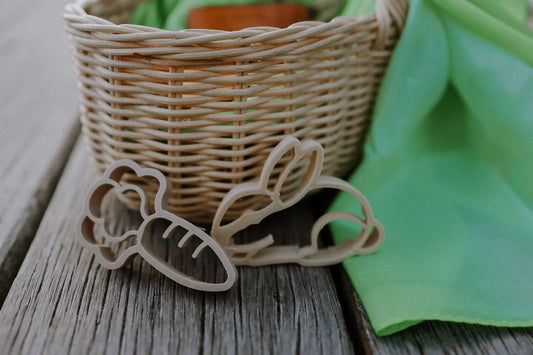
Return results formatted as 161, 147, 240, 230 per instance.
78, 137, 384, 292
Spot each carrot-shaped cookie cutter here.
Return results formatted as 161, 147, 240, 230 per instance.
211, 136, 385, 266
78, 160, 237, 292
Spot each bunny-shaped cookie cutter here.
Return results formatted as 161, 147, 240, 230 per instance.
211, 136, 385, 266
78, 160, 237, 292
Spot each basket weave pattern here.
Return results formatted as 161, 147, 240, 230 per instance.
65, 0, 407, 223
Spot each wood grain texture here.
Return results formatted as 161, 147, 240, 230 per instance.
0, 139, 355, 355
334, 269, 533, 355
0, 0, 79, 303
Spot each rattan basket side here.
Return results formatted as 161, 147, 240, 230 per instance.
64, 0, 407, 223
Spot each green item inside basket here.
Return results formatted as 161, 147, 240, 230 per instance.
330, 0, 533, 336
129, 0, 346, 30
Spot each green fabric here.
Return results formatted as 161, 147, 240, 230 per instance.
341, 0, 375, 18
331, 0, 533, 336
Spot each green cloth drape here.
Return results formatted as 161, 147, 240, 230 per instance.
332, 0, 533, 336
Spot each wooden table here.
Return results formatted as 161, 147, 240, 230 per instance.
1, 1, 532, 353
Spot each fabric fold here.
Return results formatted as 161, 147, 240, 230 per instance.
332, 0, 533, 336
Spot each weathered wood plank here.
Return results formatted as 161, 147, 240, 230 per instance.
334, 269, 533, 355
0, 139, 355, 354
0, 0, 79, 303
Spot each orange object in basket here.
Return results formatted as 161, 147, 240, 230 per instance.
188, 3, 311, 31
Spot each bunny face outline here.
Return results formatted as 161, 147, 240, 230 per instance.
211, 136, 385, 267
78, 159, 237, 292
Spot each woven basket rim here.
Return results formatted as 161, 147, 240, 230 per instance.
64, 0, 397, 40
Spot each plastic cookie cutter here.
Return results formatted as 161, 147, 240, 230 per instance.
78, 160, 237, 292
211, 136, 385, 266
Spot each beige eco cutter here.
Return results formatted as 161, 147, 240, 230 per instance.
78, 160, 237, 292
78, 137, 384, 291
211, 136, 385, 266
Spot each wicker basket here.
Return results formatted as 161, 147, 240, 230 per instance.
64, 0, 407, 223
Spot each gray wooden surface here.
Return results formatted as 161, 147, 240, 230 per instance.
0, 0, 79, 303
0, 0, 532, 354
0, 140, 354, 354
